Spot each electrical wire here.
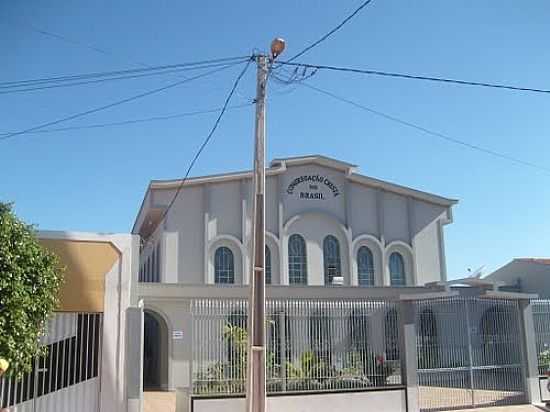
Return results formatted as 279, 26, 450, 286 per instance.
277, 61, 550, 95
0, 103, 253, 136
275, 68, 550, 175
0, 60, 249, 95
2, 20, 125, 59
0, 60, 247, 142
142, 56, 254, 248
285, 0, 375, 63
0, 56, 249, 90
2, 22, 250, 102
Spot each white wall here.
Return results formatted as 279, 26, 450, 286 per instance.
349, 184, 379, 237
383, 192, 409, 244
209, 181, 242, 239
487, 260, 550, 298
157, 160, 452, 287
192, 390, 407, 412
166, 185, 205, 283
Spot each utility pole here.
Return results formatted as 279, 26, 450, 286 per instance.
247, 39, 285, 412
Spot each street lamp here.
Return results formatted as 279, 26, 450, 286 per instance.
246, 39, 284, 412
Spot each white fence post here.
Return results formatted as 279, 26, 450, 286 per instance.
126, 306, 144, 412
519, 299, 542, 404
399, 300, 419, 412
175, 299, 194, 412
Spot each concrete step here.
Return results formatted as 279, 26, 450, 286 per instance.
144, 391, 176, 412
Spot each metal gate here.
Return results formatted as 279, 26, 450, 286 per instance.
0, 312, 103, 412
416, 297, 527, 411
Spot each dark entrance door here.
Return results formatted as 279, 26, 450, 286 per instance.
143, 311, 162, 390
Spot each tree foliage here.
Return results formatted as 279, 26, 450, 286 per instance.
0, 202, 64, 377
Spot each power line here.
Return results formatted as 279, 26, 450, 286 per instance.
142, 56, 254, 248
0, 56, 249, 90
277, 61, 550, 95
4, 21, 120, 57
3, 20, 154, 67
4, 21, 250, 102
281, 72, 550, 175
286, 0, 375, 62
0, 61, 246, 142
0, 60, 249, 95
0, 103, 253, 136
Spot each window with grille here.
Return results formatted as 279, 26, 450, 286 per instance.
323, 235, 341, 285
214, 247, 235, 284
357, 246, 375, 286
288, 234, 307, 285
389, 252, 406, 286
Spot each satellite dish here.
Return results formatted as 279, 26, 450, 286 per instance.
467, 265, 486, 279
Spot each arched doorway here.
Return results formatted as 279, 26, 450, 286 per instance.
143, 310, 169, 390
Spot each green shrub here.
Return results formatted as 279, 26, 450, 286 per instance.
0, 202, 64, 378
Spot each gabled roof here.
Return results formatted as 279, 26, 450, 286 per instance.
133, 154, 458, 235
270, 154, 358, 174
514, 258, 550, 266
146, 154, 457, 206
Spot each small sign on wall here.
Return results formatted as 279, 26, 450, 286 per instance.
172, 330, 184, 340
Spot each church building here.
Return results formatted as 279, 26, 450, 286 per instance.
133, 155, 457, 289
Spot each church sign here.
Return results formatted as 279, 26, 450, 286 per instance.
286, 175, 340, 200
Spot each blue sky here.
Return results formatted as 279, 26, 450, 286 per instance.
1, 0, 549, 279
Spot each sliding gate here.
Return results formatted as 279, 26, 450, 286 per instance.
0, 312, 103, 412
416, 297, 527, 411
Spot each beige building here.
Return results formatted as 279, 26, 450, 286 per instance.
133, 155, 457, 289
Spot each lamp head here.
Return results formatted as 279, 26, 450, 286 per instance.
270, 38, 286, 59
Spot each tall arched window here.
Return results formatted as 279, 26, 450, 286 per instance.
288, 234, 307, 285
214, 246, 235, 284
357, 246, 375, 286
389, 252, 406, 286
265, 245, 272, 285
323, 235, 341, 285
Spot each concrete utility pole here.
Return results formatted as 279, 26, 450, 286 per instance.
247, 39, 285, 412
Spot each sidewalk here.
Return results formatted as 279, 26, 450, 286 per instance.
442, 405, 549, 412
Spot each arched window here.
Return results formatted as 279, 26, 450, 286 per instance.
323, 235, 341, 285
389, 252, 406, 286
214, 247, 235, 284
288, 234, 307, 285
357, 246, 375, 286
265, 245, 272, 285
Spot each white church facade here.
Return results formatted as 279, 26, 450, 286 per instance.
134, 155, 457, 289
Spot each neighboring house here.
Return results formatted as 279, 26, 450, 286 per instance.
0, 231, 140, 412
486, 258, 550, 298
133, 155, 457, 288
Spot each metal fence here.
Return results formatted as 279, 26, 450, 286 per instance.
416, 296, 526, 412
192, 298, 403, 395
0, 312, 103, 411
533, 299, 550, 376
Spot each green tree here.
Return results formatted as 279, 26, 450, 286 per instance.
0, 202, 64, 377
